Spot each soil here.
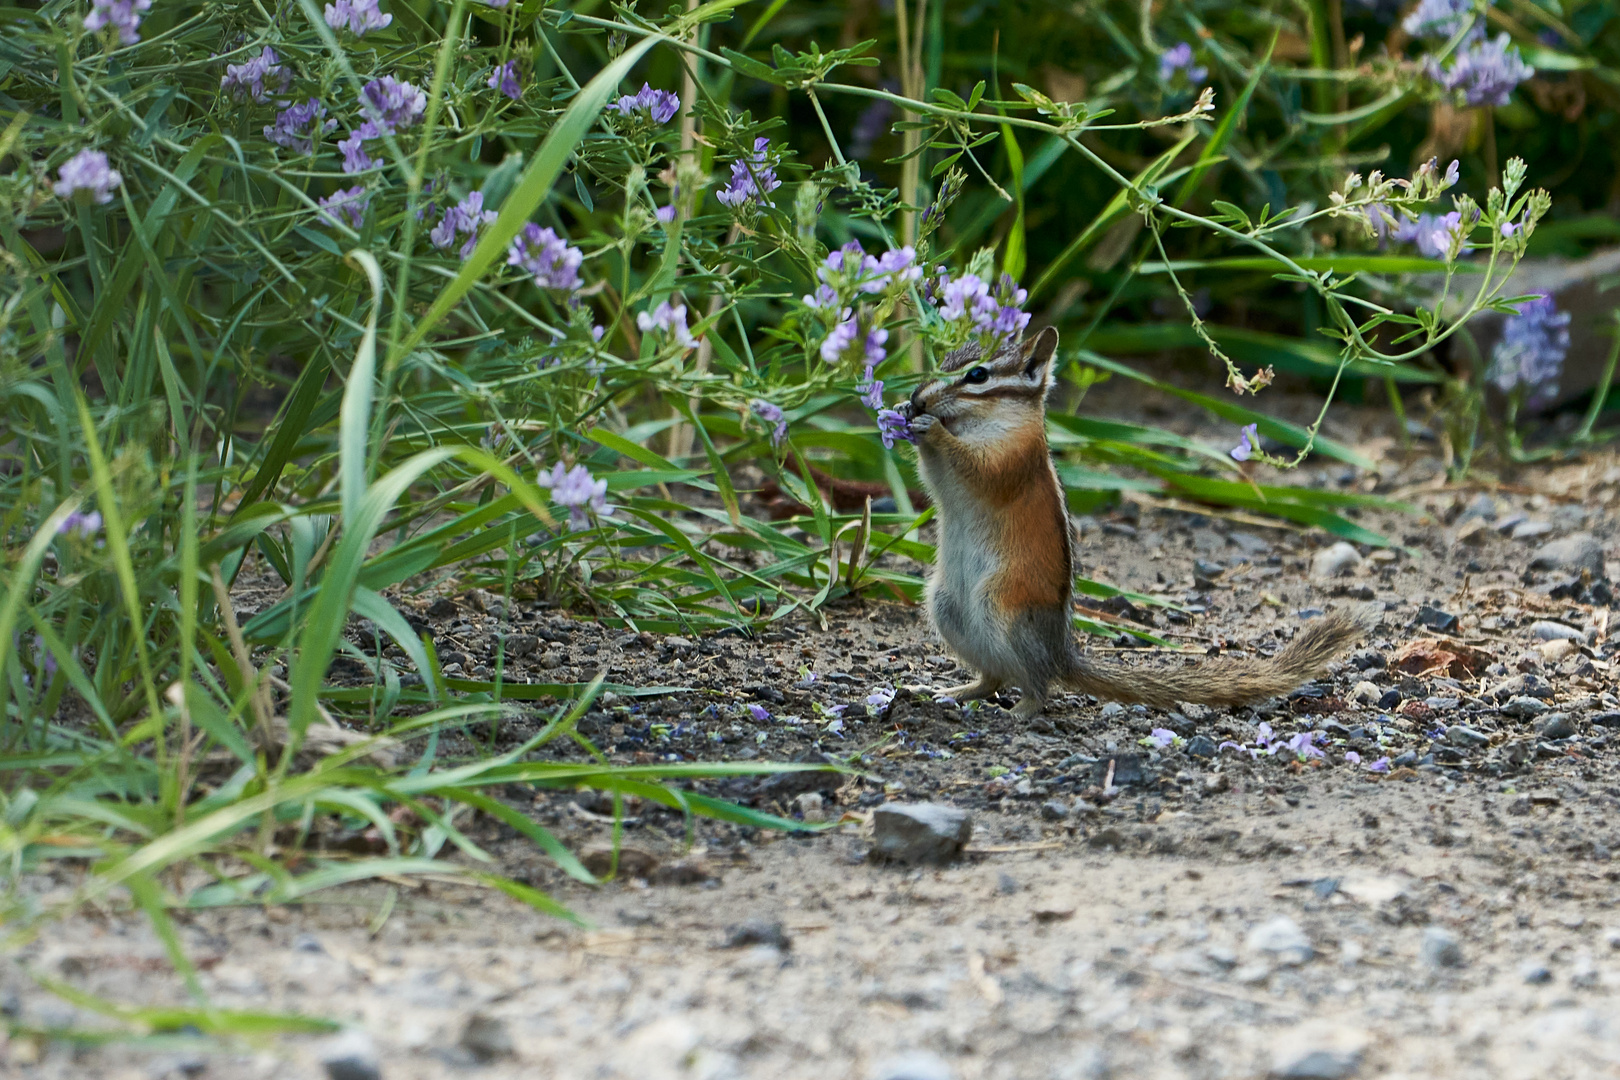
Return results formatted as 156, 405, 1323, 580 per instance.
8, 383, 1620, 1080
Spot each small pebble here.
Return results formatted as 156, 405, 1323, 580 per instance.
1272, 1048, 1363, 1080
1186, 734, 1218, 759
1312, 542, 1363, 579
320, 1031, 382, 1080
459, 1013, 514, 1063
1528, 533, 1603, 574
871, 1051, 954, 1080
1537, 713, 1576, 741
1446, 725, 1490, 748
1522, 962, 1553, 985
1246, 915, 1313, 966
722, 918, 792, 951
1531, 621, 1583, 642
1502, 696, 1550, 719
1420, 926, 1464, 968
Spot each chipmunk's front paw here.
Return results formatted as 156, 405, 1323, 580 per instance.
907, 412, 938, 437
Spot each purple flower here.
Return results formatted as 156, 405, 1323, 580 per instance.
867, 687, 896, 712
716, 137, 782, 209
636, 301, 697, 348
325, 0, 392, 35
1286, 731, 1325, 760
337, 123, 380, 173
1432, 34, 1534, 107
1489, 294, 1570, 407
58, 510, 103, 537
859, 375, 886, 411
1343, 751, 1362, 765
864, 328, 889, 368
820, 314, 859, 365
1146, 728, 1177, 749
1367, 756, 1391, 773
265, 99, 337, 153
317, 185, 369, 229
1229, 423, 1259, 462
431, 191, 497, 260
751, 400, 788, 446
1403, 0, 1477, 41
220, 47, 290, 104
606, 82, 681, 125
1159, 42, 1208, 85
747, 702, 771, 722
1388, 209, 1469, 260
359, 76, 426, 133
54, 150, 122, 204
538, 462, 614, 531
507, 223, 583, 291
1255, 722, 1275, 747
85, 0, 151, 44
803, 284, 838, 310
877, 408, 915, 449
928, 270, 1031, 354
488, 61, 521, 101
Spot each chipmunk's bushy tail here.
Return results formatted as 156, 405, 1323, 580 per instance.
1058, 608, 1371, 708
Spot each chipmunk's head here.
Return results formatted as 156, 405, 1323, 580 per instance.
908, 326, 1058, 432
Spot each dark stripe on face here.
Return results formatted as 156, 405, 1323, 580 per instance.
959, 384, 1042, 401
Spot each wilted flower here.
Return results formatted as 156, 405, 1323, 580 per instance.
877, 408, 916, 448
54, 150, 122, 204
58, 510, 103, 537
637, 301, 697, 348
220, 47, 290, 104
325, 0, 392, 35
1488, 294, 1570, 407
1343, 751, 1362, 765
606, 83, 680, 125
1432, 34, 1534, 107
488, 61, 521, 101
265, 99, 337, 153
317, 185, 369, 229
1229, 423, 1259, 462
1159, 42, 1208, 85
750, 400, 788, 446
538, 462, 613, 530
716, 137, 781, 209
358, 75, 426, 133
431, 191, 497, 260
85, 0, 151, 44
507, 224, 582, 291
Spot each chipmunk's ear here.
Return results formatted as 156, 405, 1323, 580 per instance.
1021, 326, 1059, 387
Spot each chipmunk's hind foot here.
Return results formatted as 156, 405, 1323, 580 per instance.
1009, 692, 1046, 719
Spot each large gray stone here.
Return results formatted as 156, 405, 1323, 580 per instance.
1272, 1049, 1363, 1080
1311, 542, 1363, 579
871, 803, 972, 865
1529, 532, 1605, 576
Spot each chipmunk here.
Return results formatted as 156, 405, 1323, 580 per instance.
903, 326, 1366, 718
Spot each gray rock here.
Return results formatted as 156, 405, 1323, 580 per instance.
460, 1013, 514, 1063
1272, 1048, 1363, 1080
1349, 649, 1386, 670
1522, 962, 1554, 984
1099, 702, 1126, 720
1486, 673, 1556, 701
1457, 493, 1498, 524
871, 803, 972, 865
1039, 800, 1072, 821
722, 918, 791, 951
1531, 621, 1583, 642
1421, 926, 1464, 968
1312, 542, 1363, 579
1246, 915, 1313, 966
871, 1051, 954, 1080
320, 1030, 381, 1080
1538, 713, 1577, 741
1446, 725, 1490, 747
1529, 532, 1605, 576
1502, 696, 1551, 719
1512, 520, 1556, 541
1186, 734, 1218, 759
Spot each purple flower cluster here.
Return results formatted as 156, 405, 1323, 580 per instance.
1431, 34, 1535, 107
1217, 722, 1325, 761
876, 409, 916, 449
928, 270, 1031, 354
1229, 422, 1259, 462
507, 224, 582, 291
636, 301, 697, 348
431, 191, 497, 260
54, 150, 122, 204
317, 185, 369, 229
488, 61, 521, 101
1159, 42, 1208, 85
1489, 294, 1570, 407
359, 76, 426, 133
1369, 202, 1473, 261
751, 400, 788, 446
1402, 0, 1477, 41
606, 83, 680, 125
85, 0, 151, 45
325, 0, 392, 36
539, 462, 613, 531
58, 510, 103, 537
716, 137, 782, 209
265, 99, 336, 153
220, 47, 290, 104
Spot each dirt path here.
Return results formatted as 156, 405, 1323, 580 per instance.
8, 424, 1620, 1080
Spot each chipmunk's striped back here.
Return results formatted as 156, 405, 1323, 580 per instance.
906, 326, 1368, 718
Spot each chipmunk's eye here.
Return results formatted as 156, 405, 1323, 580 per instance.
963, 366, 990, 384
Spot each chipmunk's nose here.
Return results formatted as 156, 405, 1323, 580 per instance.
908, 385, 926, 414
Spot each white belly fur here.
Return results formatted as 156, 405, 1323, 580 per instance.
918, 448, 1019, 678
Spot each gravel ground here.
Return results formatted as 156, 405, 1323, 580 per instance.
8, 391, 1620, 1080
